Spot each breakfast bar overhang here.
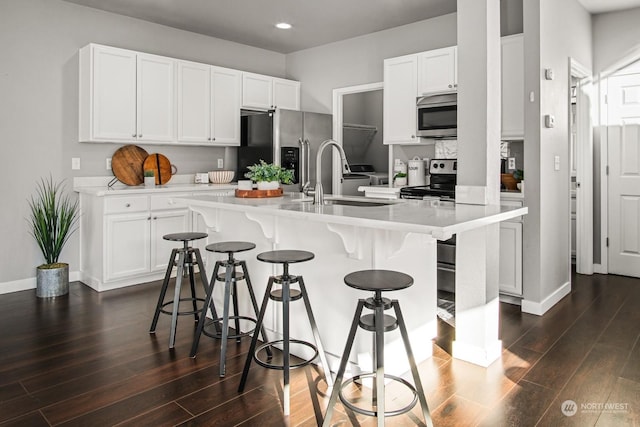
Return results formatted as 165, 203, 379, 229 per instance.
174, 193, 527, 371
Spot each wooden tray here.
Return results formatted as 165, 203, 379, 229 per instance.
143, 153, 173, 185
111, 145, 149, 186
235, 188, 284, 198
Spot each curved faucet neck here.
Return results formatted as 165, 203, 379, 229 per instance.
313, 139, 351, 205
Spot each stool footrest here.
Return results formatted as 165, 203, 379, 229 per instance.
358, 313, 398, 332
159, 297, 206, 317
269, 288, 302, 302
254, 339, 318, 370
339, 373, 418, 418
202, 316, 257, 340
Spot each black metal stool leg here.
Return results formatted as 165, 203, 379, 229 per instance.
299, 277, 334, 387
150, 248, 178, 333
374, 300, 385, 427
238, 276, 274, 392
231, 264, 242, 343
187, 252, 199, 323
193, 247, 218, 322
393, 301, 433, 427
322, 299, 365, 427
190, 261, 221, 358
219, 261, 234, 377
282, 274, 291, 416
169, 250, 186, 348
241, 260, 272, 358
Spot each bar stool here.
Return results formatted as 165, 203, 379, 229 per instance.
238, 250, 333, 416
149, 232, 213, 349
322, 269, 432, 427
190, 241, 272, 377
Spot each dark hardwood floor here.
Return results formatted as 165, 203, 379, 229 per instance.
0, 270, 638, 426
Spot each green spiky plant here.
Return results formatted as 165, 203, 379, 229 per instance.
244, 160, 294, 184
28, 176, 79, 267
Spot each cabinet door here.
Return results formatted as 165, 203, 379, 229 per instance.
211, 66, 241, 145
150, 209, 191, 272
137, 53, 176, 142
105, 212, 150, 281
417, 46, 457, 95
273, 78, 300, 110
501, 34, 524, 139
91, 45, 137, 141
242, 72, 273, 110
499, 221, 523, 296
383, 55, 418, 144
177, 60, 211, 143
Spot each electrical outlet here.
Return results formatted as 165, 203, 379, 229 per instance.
554, 155, 561, 171
508, 157, 516, 170
106, 158, 112, 170
217, 158, 223, 168
71, 157, 80, 170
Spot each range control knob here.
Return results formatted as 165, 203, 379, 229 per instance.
433, 163, 439, 169
439, 163, 445, 169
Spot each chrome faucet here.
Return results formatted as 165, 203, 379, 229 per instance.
304, 139, 351, 205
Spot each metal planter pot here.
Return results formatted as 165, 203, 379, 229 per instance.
36, 263, 69, 298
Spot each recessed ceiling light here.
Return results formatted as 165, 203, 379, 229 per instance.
275, 22, 292, 30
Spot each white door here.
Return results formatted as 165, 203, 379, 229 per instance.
242, 72, 273, 110
177, 60, 211, 143
607, 73, 640, 277
417, 46, 457, 95
137, 53, 175, 142
383, 54, 418, 144
150, 209, 191, 272
273, 78, 300, 110
211, 66, 241, 145
105, 213, 151, 281
91, 45, 137, 141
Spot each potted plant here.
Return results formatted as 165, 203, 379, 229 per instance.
27, 176, 79, 298
393, 172, 407, 187
244, 160, 294, 190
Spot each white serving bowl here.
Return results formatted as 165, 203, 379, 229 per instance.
208, 170, 234, 184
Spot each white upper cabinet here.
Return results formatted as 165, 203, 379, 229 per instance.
79, 44, 175, 143
501, 34, 524, 139
417, 46, 457, 95
383, 54, 418, 144
242, 72, 300, 111
136, 53, 176, 142
177, 61, 240, 145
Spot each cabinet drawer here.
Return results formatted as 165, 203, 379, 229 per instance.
150, 193, 189, 211
501, 199, 524, 222
105, 196, 149, 214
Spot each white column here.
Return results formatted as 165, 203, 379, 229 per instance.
453, 0, 502, 367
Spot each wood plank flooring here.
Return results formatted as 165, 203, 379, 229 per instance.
0, 270, 638, 426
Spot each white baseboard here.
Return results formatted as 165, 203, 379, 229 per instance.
521, 281, 571, 316
0, 271, 81, 295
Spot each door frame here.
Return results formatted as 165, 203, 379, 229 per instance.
570, 58, 594, 275
331, 82, 384, 194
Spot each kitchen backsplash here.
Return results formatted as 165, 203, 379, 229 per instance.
435, 140, 458, 159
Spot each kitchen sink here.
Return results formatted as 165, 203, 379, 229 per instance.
293, 196, 401, 207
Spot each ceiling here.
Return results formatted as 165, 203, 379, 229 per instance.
63, 0, 640, 54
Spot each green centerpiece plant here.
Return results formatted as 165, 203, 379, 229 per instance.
244, 160, 294, 190
27, 176, 79, 297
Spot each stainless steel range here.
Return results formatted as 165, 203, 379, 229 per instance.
400, 159, 457, 293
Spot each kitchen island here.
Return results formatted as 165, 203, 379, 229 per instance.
174, 192, 527, 371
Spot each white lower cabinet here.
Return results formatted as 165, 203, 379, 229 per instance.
499, 198, 524, 296
81, 192, 192, 290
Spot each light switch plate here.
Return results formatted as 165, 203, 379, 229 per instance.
554, 155, 560, 171
71, 157, 80, 170
508, 157, 516, 170
545, 114, 555, 128
106, 158, 112, 170
217, 158, 223, 168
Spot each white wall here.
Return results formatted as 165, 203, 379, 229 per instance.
592, 7, 640, 75
521, 0, 592, 310
0, 0, 285, 289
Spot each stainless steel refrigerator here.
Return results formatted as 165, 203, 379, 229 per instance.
237, 109, 333, 193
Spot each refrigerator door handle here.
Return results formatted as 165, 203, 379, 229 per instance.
304, 139, 311, 190
298, 138, 306, 190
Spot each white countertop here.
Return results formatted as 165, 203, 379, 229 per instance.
74, 182, 236, 196
175, 193, 527, 240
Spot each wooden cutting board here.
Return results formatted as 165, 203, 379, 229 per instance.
111, 145, 149, 186
143, 153, 173, 185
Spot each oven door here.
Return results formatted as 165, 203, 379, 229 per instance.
437, 237, 456, 293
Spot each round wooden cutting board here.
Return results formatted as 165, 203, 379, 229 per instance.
111, 145, 149, 186
143, 153, 173, 185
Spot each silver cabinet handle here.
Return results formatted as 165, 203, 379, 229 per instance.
132, 133, 136, 137
125, 203, 131, 207
448, 84, 453, 88
411, 135, 416, 139
138, 134, 142, 138
212, 137, 215, 141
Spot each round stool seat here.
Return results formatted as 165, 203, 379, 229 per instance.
344, 269, 413, 292
163, 232, 208, 242
257, 250, 314, 264
206, 241, 256, 254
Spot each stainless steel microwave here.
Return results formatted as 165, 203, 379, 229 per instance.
416, 92, 457, 138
